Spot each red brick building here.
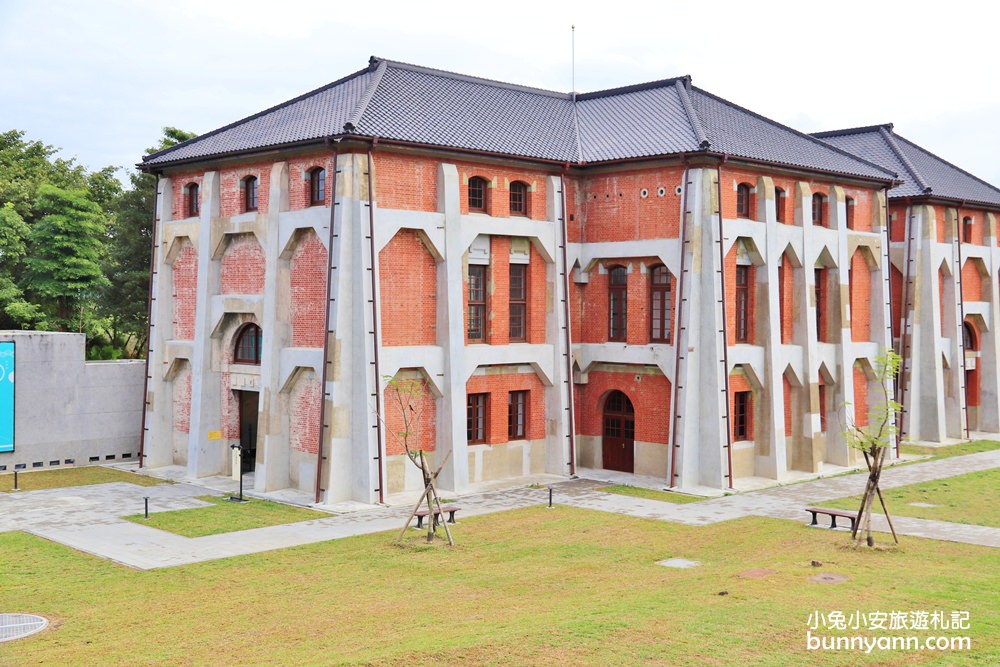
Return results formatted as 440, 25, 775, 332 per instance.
138, 58, 993, 504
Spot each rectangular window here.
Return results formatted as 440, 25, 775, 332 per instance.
509, 264, 527, 342
467, 393, 488, 443
650, 267, 671, 343
735, 265, 750, 343
734, 390, 752, 441
818, 384, 827, 433
775, 188, 786, 223
508, 390, 527, 439
609, 267, 628, 342
815, 268, 827, 342
468, 265, 486, 342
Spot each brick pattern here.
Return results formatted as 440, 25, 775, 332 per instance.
383, 374, 437, 456
220, 234, 265, 295
725, 247, 756, 346
220, 162, 271, 217
573, 258, 673, 345
374, 153, 438, 212
850, 250, 872, 342
290, 372, 321, 454
466, 371, 546, 445
172, 362, 192, 435
577, 167, 683, 242
853, 364, 869, 428
288, 154, 333, 210
890, 264, 904, 339
457, 161, 548, 219
779, 254, 794, 343
172, 240, 198, 341
574, 369, 671, 444
962, 259, 983, 302
290, 231, 327, 348
889, 206, 906, 242
171, 172, 203, 220
782, 374, 793, 435
846, 189, 873, 232
220, 315, 257, 440
939, 266, 947, 337
379, 229, 437, 346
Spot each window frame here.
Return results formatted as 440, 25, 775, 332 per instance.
733, 390, 753, 441
845, 196, 855, 229
468, 176, 487, 213
509, 263, 527, 342
736, 183, 752, 218
818, 381, 828, 433
233, 323, 262, 365
467, 392, 488, 443
812, 193, 826, 227
963, 216, 974, 244
650, 265, 672, 343
509, 181, 528, 217
608, 266, 628, 342
508, 390, 527, 440
775, 187, 786, 223
309, 167, 326, 207
735, 265, 750, 343
186, 183, 200, 218
467, 264, 487, 342
815, 268, 828, 342
243, 176, 259, 213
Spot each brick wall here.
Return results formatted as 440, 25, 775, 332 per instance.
172, 361, 192, 434
853, 364, 869, 428
889, 206, 906, 242
219, 162, 271, 217
850, 250, 871, 342
729, 371, 754, 441
374, 153, 438, 212
172, 239, 198, 340
456, 161, 549, 219
724, 246, 756, 346
939, 267, 947, 336
379, 229, 438, 346
577, 167, 683, 242
171, 171, 203, 220
574, 369, 671, 444
890, 264, 904, 339
383, 374, 437, 456
782, 374, 793, 435
780, 253, 794, 343
290, 371, 321, 454
220, 234, 265, 295
290, 231, 327, 348
962, 259, 983, 302
288, 154, 333, 210
466, 370, 546, 445
573, 258, 673, 345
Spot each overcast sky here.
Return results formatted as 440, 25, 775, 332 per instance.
2, 0, 997, 187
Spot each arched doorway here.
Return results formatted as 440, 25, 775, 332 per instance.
963, 321, 980, 430
602, 391, 635, 473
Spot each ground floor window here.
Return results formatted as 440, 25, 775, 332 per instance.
467, 393, 488, 443
508, 390, 527, 439
733, 390, 752, 440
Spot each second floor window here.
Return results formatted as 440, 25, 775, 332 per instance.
509, 264, 527, 342
815, 268, 828, 342
812, 193, 826, 227
609, 266, 628, 342
244, 176, 258, 212
469, 177, 487, 212
510, 181, 528, 216
775, 187, 786, 223
963, 217, 974, 243
186, 183, 199, 218
846, 196, 855, 229
650, 265, 672, 343
309, 168, 326, 206
736, 183, 752, 218
735, 265, 750, 343
468, 265, 486, 342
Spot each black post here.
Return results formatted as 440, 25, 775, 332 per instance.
13, 470, 18, 490
238, 460, 244, 502
144, 496, 149, 519
548, 486, 553, 509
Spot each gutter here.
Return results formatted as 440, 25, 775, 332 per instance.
315, 140, 340, 504
138, 173, 160, 468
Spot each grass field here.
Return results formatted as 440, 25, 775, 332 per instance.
0, 466, 165, 492
1, 507, 996, 665
819, 468, 1000, 528
900, 439, 1000, 461
601, 484, 704, 503
123, 495, 329, 537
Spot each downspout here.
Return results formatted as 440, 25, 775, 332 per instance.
716, 158, 735, 489
138, 173, 161, 468
315, 142, 339, 503
955, 202, 970, 439
897, 199, 915, 444
367, 144, 386, 503
880, 187, 900, 458
559, 167, 577, 476
669, 162, 690, 487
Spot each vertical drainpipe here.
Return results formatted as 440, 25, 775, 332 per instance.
315, 142, 339, 504
955, 201, 970, 439
138, 173, 161, 469
669, 162, 690, 487
881, 186, 901, 458
367, 145, 385, 504
716, 158, 734, 489
559, 168, 577, 476
897, 198, 915, 444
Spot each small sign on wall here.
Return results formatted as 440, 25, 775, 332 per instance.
207, 430, 222, 441
0, 341, 13, 452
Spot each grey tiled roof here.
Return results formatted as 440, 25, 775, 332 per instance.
815, 125, 1000, 207
141, 57, 895, 182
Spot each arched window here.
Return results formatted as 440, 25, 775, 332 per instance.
963, 321, 977, 351
608, 266, 628, 342
650, 265, 672, 343
509, 181, 528, 216
736, 183, 752, 218
309, 168, 326, 206
243, 176, 259, 212
234, 323, 262, 365
963, 216, 974, 244
812, 193, 827, 227
775, 187, 786, 223
845, 196, 855, 229
185, 183, 200, 218
468, 176, 488, 213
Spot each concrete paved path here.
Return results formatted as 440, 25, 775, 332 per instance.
1, 449, 997, 569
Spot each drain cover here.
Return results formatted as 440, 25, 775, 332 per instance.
0, 614, 48, 642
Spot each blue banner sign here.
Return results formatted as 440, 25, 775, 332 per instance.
0, 341, 13, 452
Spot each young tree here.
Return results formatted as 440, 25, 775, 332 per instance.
843, 350, 902, 547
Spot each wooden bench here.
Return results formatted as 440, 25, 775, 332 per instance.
414, 505, 461, 529
805, 507, 857, 532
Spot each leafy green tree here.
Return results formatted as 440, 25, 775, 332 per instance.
23, 184, 109, 330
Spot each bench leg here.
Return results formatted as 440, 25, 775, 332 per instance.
415, 515, 424, 529
829, 515, 839, 530
807, 511, 820, 527
447, 511, 457, 524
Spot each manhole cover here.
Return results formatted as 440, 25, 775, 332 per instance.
0, 614, 49, 642
809, 573, 849, 584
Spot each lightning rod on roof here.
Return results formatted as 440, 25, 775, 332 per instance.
571, 25, 576, 95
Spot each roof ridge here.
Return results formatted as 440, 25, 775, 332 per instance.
674, 79, 710, 150
142, 66, 372, 164
369, 56, 570, 99
880, 126, 930, 194
576, 75, 691, 101
893, 132, 1000, 200
813, 123, 893, 139
689, 86, 897, 180
344, 58, 387, 133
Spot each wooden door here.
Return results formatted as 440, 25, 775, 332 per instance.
602, 391, 635, 473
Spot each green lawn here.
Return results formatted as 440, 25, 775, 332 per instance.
819, 468, 1000, 528
900, 439, 1000, 461
123, 495, 329, 537
601, 484, 704, 503
1, 508, 996, 665
0, 466, 165, 492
